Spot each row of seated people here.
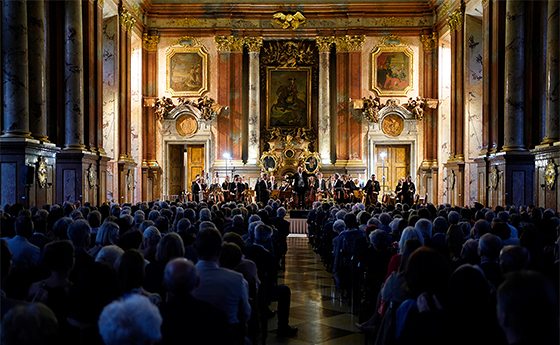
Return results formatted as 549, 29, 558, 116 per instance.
305, 200, 560, 345
0, 199, 299, 345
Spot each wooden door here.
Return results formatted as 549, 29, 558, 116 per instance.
376, 145, 410, 194
169, 145, 184, 196
186, 145, 205, 187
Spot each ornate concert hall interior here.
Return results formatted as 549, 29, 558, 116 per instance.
2, 1, 560, 345
1, 0, 559, 211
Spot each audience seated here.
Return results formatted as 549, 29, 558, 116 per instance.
159, 258, 232, 345
98, 294, 162, 345
1, 302, 58, 345
1, 198, 558, 345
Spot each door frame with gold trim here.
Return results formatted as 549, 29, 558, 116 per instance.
369, 141, 417, 195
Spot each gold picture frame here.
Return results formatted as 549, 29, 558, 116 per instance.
266, 67, 312, 128
166, 45, 209, 97
371, 45, 414, 97
259, 151, 280, 174
300, 151, 321, 174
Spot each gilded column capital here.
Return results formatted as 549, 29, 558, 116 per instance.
421, 32, 438, 51
98, 0, 104, 6
335, 36, 348, 52
142, 33, 159, 51
244, 37, 263, 52
315, 36, 335, 52
215, 36, 244, 52
346, 35, 365, 51
119, 7, 136, 33
446, 7, 464, 33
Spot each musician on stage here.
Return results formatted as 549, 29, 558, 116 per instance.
364, 174, 381, 204
191, 175, 204, 202
315, 172, 327, 192
280, 180, 290, 191
290, 166, 309, 209
343, 175, 356, 203
332, 173, 344, 202
235, 175, 245, 200
257, 172, 271, 205
269, 175, 278, 191
401, 175, 416, 206
222, 176, 233, 201
395, 177, 404, 203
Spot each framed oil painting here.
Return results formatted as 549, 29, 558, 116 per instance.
371, 46, 413, 97
166, 45, 208, 97
266, 67, 311, 128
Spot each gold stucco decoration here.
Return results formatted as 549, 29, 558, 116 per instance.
381, 114, 404, 137
170, 18, 201, 27
447, 8, 464, 32
245, 37, 263, 52
142, 33, 159, 51
170, 36, 202, 47
379, 35, 409, 47
315, 36, 335, 52
37, 157, 47, 188
214, 36, 244, 52
490, 165, 499, 190
346, 35, 366, 51
176, 114, 198, 137
421, 32, 438, 51
545, 159, 557, 190
272, 11, 306, 30
119, 7, 136, 33
87, 164, 97, 189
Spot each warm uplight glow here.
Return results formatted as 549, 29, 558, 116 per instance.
223, 152, 231, 160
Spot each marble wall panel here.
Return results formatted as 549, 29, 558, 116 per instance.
131, 35, 142, 203
438, 34, 452, 204
466, 15, 484, 206
102, 17, 118, 201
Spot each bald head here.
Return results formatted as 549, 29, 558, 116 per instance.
164, 258, 199, 294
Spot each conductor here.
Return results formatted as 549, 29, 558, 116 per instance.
291, 166, 309, 209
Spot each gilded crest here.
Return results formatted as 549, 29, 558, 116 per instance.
272, 11, 306, 30
87, 164, 97, 189
176, 114, 198, 137
37, 157, 47, 188
126, 170, 134, 190
545, 159, 557, 190
381, 114, 404, 137
490, 165, 499, 190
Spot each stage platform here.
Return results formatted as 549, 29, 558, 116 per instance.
289, 209, 309, 219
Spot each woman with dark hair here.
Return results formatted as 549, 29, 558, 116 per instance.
116, 249, 161, 306
394, 247, 450, 343
144, 233, 185, 300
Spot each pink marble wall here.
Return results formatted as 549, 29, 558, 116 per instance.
465, 14, 484, 206
438, 33, 452, 204
102, 16, 119, 202
131, 34, 143, 203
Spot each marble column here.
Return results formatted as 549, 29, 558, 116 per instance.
503, 0, 526, 151
316, 36, 334, 165
96, 0, 105, 155
2, 0, 31, 138
141, 32, 160, 202
481, 0, 492, 154
543, 0, 560, 144
84, 0, 97, 153
64, 0, 85, 150
347, 35, 364, 163
28, 0, 48, 142
490, 0, 506, 152
335, 37, 349, 164
245, 37, 263, 165
118, 7, 135, 161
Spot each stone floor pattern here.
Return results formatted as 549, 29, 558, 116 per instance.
265, 236, 366, 345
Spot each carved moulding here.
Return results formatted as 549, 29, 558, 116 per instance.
261, 40, 316, 68
272, 11, 306, 30
259, 150, 281, 174
490, 165, 499, 190
300, 150, 321, 175
421, 32, 437, 51
87, 164, 97, 189
142, 33, 159, 51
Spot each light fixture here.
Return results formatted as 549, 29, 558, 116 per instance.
379, 151, 387, 193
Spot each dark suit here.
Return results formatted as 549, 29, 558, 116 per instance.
159, 294, 232, 345
315, 178, 327, 192
244, 244, 292, 328
333, 179, 344, 201
192, 181, 202, 202
402, 181, 416, 205
291, 172, 309, 209
257, 179, 269, 204
364, 179, 381, 204
29, 233, 52, 251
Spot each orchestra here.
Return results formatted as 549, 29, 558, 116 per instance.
183, 168, 417, 208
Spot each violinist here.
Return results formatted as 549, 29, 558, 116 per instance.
343, 175, 355, 202
209, 177, 222, 202
332, 173, 344, 202
364, 174, 381, 204
222, 176, 233, 201
402, 175, 416, 206
315, 172, 327, 192
191, 175, 204, 202
235, 175, 245, 200
395, 177, 405, 203
257, 172, 270, 205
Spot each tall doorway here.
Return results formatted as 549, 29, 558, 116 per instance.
186, 144, 205, 187
376, 145, 410, 194
168, 145, 184, 196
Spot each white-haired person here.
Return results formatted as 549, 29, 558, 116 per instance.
98, 294, 162, 345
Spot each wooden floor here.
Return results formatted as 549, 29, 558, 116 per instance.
266, 236, 365, 345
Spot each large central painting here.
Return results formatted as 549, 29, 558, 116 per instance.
266, 67, 311, 128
